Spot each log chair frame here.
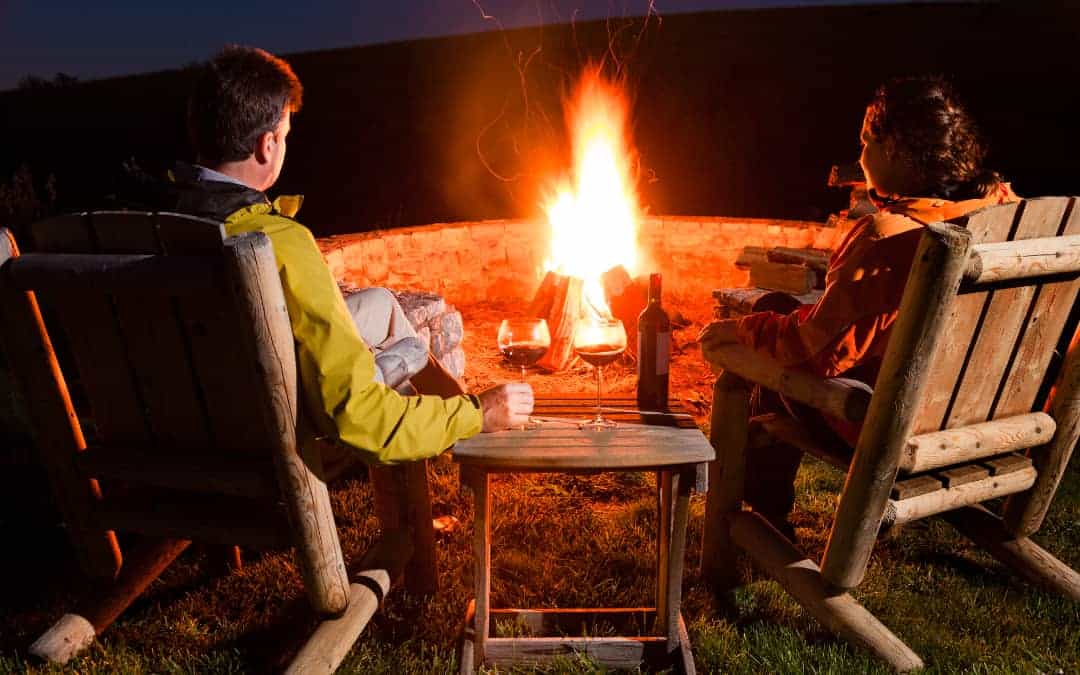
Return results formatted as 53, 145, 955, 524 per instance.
700, 197, 1080, 672
0, 212, 438, 672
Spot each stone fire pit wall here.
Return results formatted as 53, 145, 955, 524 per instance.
317, 216, 847, 305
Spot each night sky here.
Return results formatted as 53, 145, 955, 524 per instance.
1, 0, 918, 91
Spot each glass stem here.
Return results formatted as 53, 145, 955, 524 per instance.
521, 365, 527, 382
595, 366, 603, 421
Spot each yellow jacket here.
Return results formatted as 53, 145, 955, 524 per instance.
224, 198, 483, 464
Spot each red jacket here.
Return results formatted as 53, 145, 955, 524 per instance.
737, 185, 1019, 388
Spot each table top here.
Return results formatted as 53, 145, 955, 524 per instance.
453, 394, 715, 471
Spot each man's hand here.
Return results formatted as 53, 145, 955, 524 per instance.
478, 382, 534, 432
698, 319, 739, 352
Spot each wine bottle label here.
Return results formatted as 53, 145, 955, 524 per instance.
656, 331, 671, 376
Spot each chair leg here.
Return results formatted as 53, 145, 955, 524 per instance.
30, 538, 190, 664
730, 512, 924, 672
944, 505, 1080, 601
369, 460, 439, 596
701, 372, 750, 594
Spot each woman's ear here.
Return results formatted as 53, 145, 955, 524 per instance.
254, 130, 275, 165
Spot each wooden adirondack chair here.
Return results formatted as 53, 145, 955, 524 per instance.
0, 211, 432, 672
700, 196, 1080, 671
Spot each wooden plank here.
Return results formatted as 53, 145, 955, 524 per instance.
900, 412, 1055, 473
822, 222, 972, 591
936, 464, 990, 488
944, 199, 1069, 429
90, 212, 213, 450
76, 446, 277, 498
767, 246, 830, 272
730, 511, 923, 671
488, 608, 656, 637
93, 492, 290, 549
482, 636, 665, 670
32, 214, 151, 446
982, 453, 1032, 476
734, 246, 769, 269
890, 475, 943, 501
994, 198, 1080, 419
911, 203, 1019, 434
0, 227, 122, 579
7, 253, 221, 294
882, 467, 1037, 527
749, 260, 816, 294
452, 427, 714, 470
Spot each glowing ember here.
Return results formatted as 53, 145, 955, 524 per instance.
543, 67, 641, 318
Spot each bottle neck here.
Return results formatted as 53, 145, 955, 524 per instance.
648, 273, 662, 305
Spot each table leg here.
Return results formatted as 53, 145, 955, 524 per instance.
471, 470, 491, 669
656, 470, 673, 626
665, 467, 693, 646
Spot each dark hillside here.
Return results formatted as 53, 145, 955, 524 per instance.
1, 2, 1077, 236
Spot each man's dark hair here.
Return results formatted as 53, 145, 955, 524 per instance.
187, 46, 303, 165
866, 75, 999, 201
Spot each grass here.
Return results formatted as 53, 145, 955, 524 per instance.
0, 452, 1077, 674
1, 301, 1078, 672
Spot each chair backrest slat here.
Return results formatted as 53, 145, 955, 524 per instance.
911, 203, 1020, 433
913, 198, 1077, 433
30, 212, 269, 453
942, 198, 1071, 429
34, 214, 154, 445
993, 200, 1080, 418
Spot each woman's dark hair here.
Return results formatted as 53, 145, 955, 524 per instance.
865, 75, 999, 200
187, 46, 303, 165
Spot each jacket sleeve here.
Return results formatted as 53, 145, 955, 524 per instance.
236, 217, 483, 464
733, 221, 903, 378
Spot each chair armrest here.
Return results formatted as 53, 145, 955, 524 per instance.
702, 342, 870, 423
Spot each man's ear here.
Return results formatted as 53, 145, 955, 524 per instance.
254, 130, 275, 165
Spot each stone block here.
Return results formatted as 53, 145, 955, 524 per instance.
429, 310, 464, 355
438, 345, 466, 379
393, 291, 447, 328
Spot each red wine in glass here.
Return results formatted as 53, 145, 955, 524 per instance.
574, 344, 624, 368
500, 340, 549, 368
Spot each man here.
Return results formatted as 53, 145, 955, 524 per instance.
162, 45, 532, 464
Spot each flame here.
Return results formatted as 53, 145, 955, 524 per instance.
543, 68, 640, 317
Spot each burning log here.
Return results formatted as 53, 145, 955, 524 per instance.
530, 271, 583, 372
601, 265, 648, 357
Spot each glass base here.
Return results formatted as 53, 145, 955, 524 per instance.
522, 417, 543, 431
579, 415, 618, 431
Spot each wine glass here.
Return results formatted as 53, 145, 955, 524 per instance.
497, 318, 551, 429
572, 317, 627, 430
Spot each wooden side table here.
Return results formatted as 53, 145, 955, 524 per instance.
454, 394, 714, 674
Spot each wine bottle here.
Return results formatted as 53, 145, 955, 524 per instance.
636, 273, 671, 411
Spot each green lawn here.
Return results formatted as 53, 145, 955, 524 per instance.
1, 448, 1077, 674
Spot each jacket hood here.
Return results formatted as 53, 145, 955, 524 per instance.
118, 161, 270, 223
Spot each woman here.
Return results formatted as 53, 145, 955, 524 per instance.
699, 75, 1018, 538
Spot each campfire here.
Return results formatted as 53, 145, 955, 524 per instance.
530, 68, 650, 371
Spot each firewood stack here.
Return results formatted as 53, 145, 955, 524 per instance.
714, 245, 830, 320
530, 266, 649, 371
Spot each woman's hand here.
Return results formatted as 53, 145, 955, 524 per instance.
698, 319, 739, 352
